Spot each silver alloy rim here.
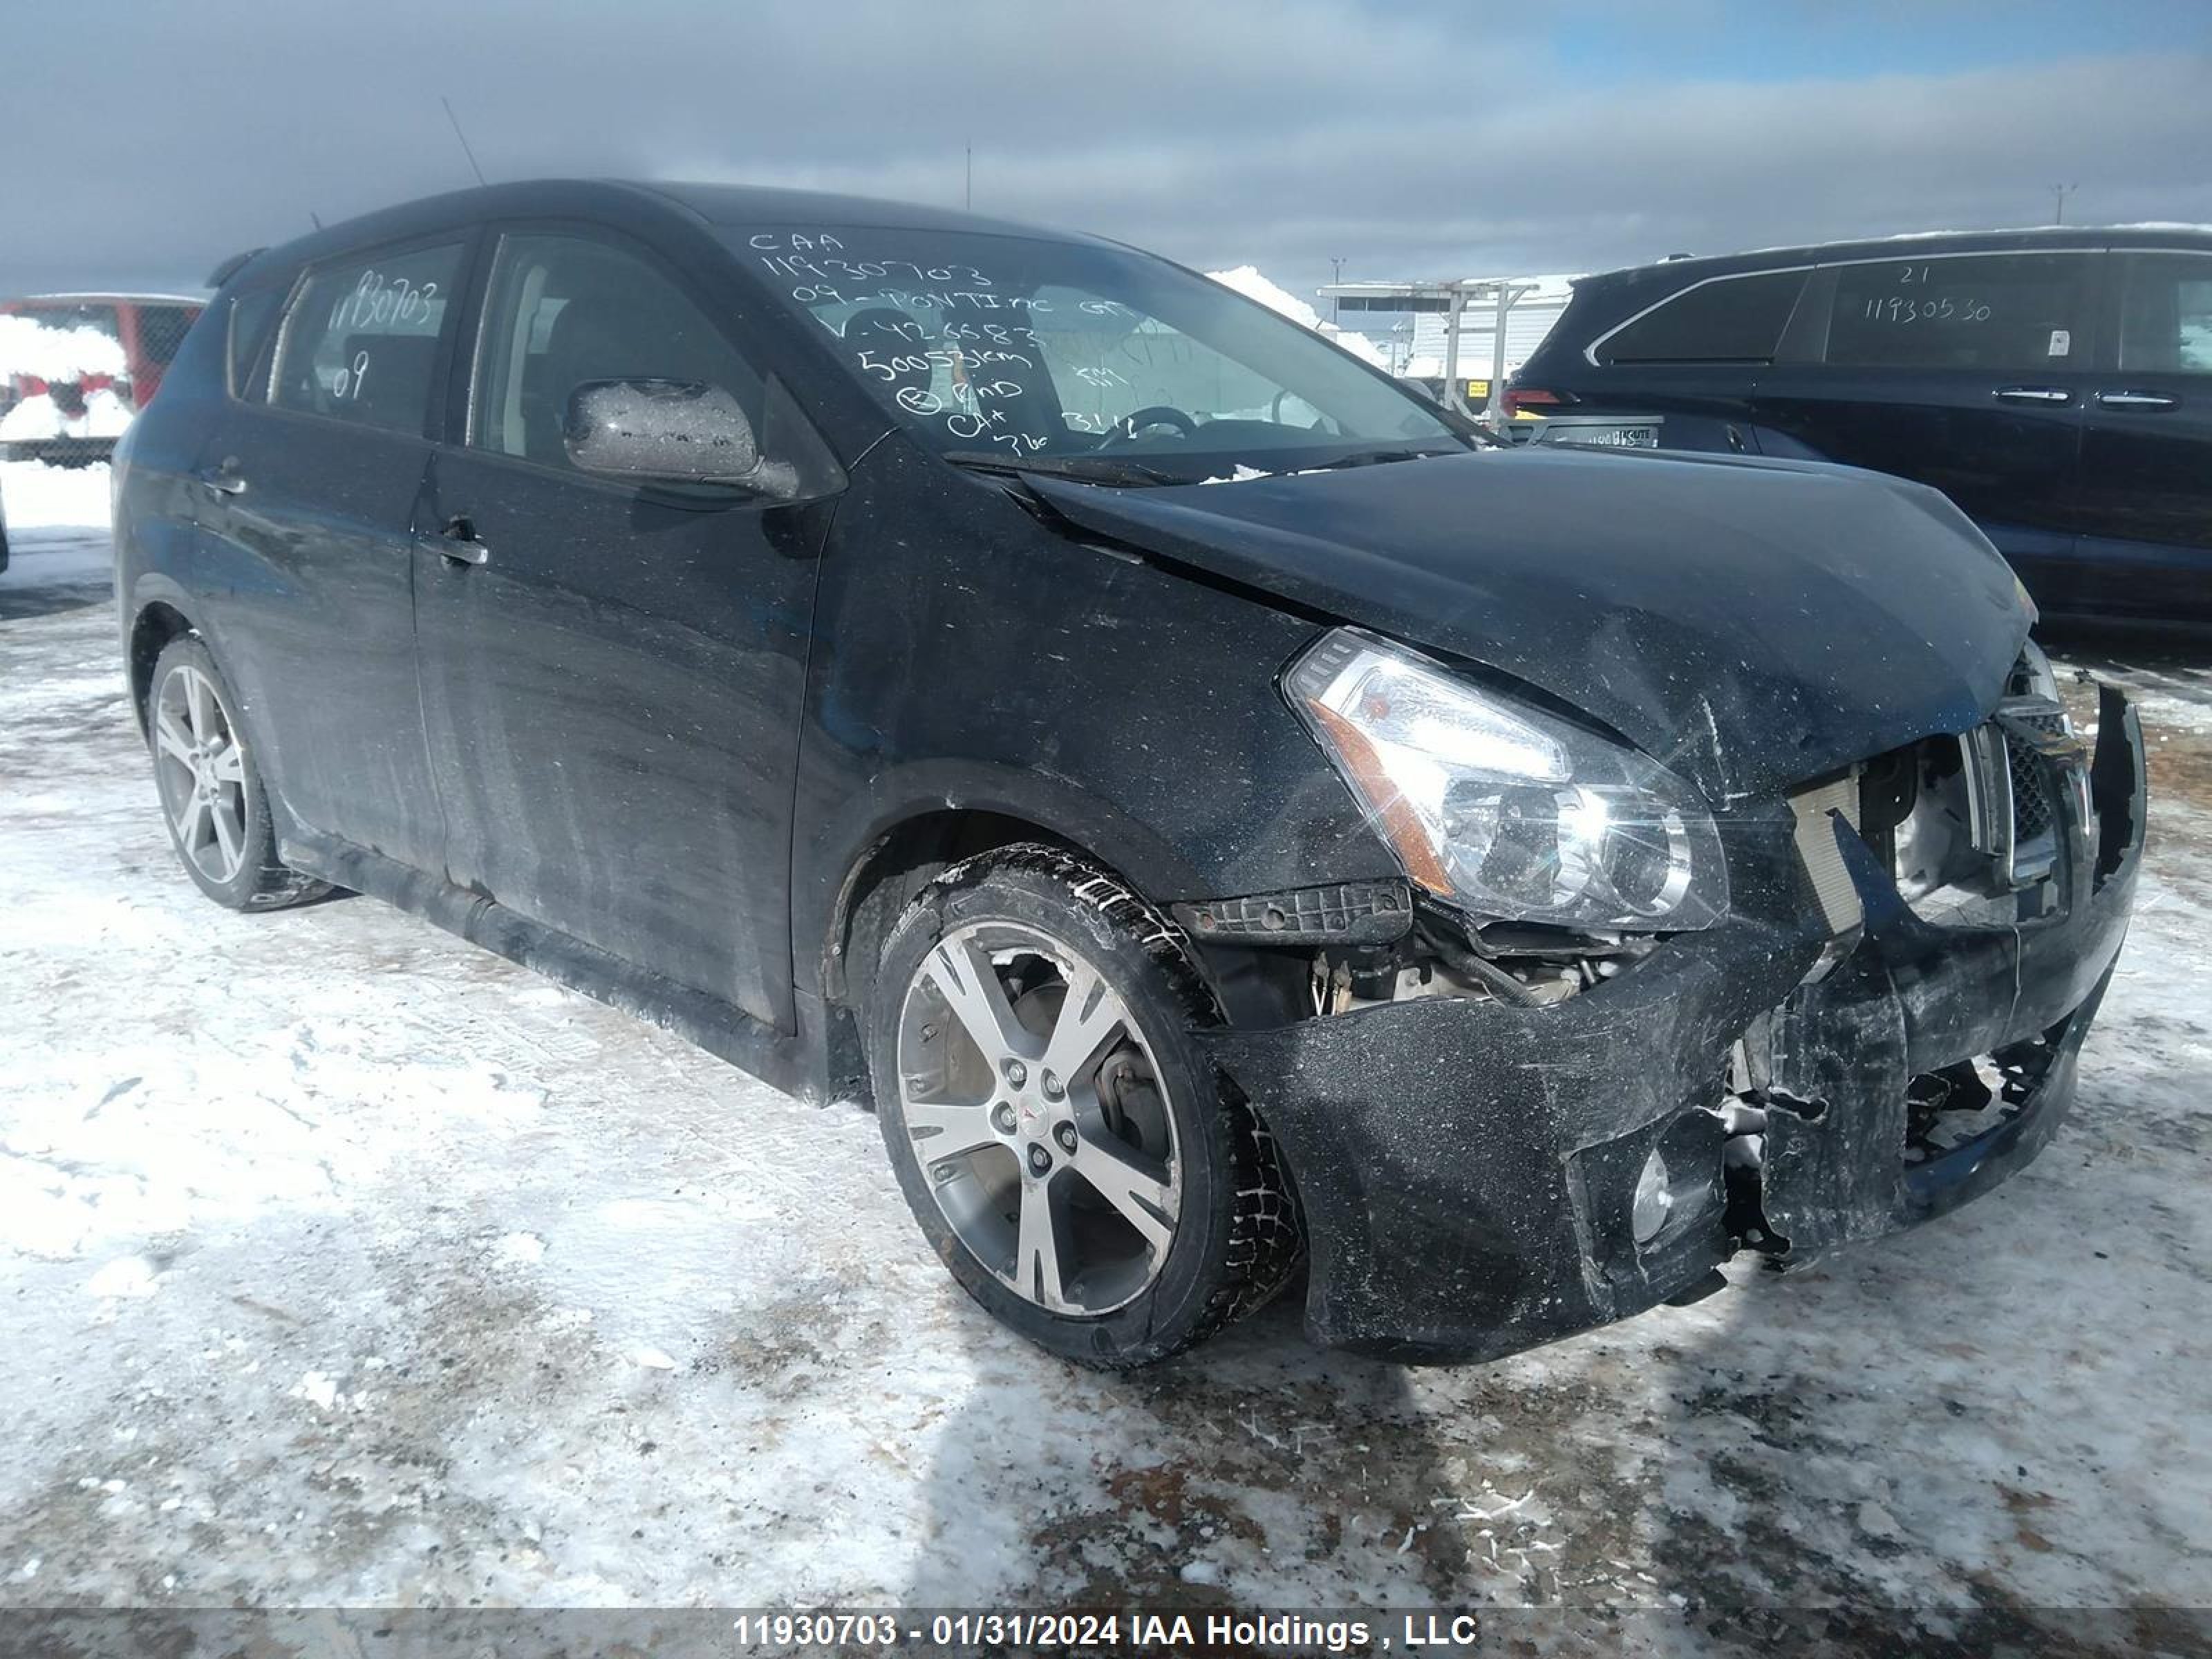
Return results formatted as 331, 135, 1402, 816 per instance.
897, 919, 1182, 1315
152, 664, 250, 885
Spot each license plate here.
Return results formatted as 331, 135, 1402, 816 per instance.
1548, 424, 1659, 449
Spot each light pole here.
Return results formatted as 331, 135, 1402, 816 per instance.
2050, 182, 2077, 225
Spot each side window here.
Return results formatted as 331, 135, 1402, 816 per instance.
1823, 254, 2090, 372
270, 242, 465, 433
2117, 253, 2212, 375
227, 287, 283, 399
1596, 270, 1806, 365
470, 233, 762, 470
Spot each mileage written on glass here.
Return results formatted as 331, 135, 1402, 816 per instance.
731, 223, 1459, 471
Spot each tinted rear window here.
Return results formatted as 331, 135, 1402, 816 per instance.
2117, 252, 2212, 375
1822, 253, 2090, 372
1595, 270, 1806, 364
270, 241, 465, 434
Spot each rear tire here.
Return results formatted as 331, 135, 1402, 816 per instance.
147, 635, 327, 911
868, 843, 1300, 1368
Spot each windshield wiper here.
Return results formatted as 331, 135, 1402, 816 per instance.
943, 450, 1183, 487
1300, 444, 1467, 471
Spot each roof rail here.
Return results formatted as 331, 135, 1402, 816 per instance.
205, 247, 268, 288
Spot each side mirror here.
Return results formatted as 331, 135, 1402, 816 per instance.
563, 378, 776, 488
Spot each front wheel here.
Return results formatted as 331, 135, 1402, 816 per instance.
868, 845, 1299, 1368
147, 635, 327, 911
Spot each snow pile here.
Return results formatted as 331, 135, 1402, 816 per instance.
0, 459, 113, 532
0, 386, 134, 443
0, 314, 126, 383
1208, 265, 1390, 368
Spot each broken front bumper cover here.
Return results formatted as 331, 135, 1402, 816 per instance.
1206, 688, 2146, 1363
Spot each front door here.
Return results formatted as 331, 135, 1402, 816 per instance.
2068, 250, 2212, 621
1750, 250, 2098, 608
193, 236, 469, 870
412, 228, 840, 1031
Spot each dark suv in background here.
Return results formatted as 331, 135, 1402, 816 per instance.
1508, 228, 2212, 625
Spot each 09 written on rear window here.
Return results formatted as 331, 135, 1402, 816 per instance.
269, 243, 464, 434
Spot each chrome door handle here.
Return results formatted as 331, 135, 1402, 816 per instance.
420, 532, 489, 567
420, 518, 491, 567
2096, 389, 2180, 410
1993, 386, 2073, 405
195, 464, 247, 496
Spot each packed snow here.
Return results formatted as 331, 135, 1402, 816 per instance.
0, 314, 126, 383
1207, 265, 1390, 368
1, 485, 2209, 1644
1, 459, 113, 537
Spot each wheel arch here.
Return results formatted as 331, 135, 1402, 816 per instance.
127, 599, 198, 736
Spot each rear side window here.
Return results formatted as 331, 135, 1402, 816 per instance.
270, 242, 465, 433
227, 287, 283, 397
1822, 253, 2090, 372
2117, 253, 2212, 374
1595, 270, 1806, 365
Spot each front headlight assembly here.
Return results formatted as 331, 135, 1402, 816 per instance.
1285, 628, 1728, 932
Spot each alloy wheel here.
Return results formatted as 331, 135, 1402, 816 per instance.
152, 664, 250, 885
897, 919, 1182, 1315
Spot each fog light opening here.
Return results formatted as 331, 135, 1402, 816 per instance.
1631, 1147, 1674, 1245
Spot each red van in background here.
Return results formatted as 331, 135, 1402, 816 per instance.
0, 293, 205, 465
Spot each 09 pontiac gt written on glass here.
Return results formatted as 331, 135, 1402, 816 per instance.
738, 225, 1460, 480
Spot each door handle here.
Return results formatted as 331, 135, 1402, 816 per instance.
194, 461, 247, 496
1992, 386, 2073, 406
420, 517, 491, 567
2096, 389, 2180, 411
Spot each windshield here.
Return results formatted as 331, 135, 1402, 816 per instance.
730, 225, 1462, 478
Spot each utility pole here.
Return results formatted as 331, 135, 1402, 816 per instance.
965, 144, 973, 211
2050, 182, 2077, 225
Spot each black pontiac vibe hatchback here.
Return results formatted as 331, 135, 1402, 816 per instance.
114, 182, 2146, 1367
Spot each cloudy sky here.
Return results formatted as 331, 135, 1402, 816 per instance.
6, 0, 2208, 303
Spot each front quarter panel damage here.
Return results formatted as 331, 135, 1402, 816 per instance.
1206, 691, 2146, 1364
1204, 807, 1824, 1362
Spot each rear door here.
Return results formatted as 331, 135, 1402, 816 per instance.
1749, 250, 2097, 607
2068, 249, 2212, 621
412, 225, 842, 1032
191, 234, 470, 870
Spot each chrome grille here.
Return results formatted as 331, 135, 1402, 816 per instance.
1965, 700, 2079, 886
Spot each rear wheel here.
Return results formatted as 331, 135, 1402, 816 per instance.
147, 635, 327, 911
868, 844, 1299, 1367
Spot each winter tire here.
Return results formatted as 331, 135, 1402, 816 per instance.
869, 843, 1300, 1367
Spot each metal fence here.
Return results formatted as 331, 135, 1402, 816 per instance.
0, 297, 202, 469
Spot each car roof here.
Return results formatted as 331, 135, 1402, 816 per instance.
1580, 223, 2212, 288
223, 178, 1118, 291
4, 292, 205, 306
637, 179, 1109, 244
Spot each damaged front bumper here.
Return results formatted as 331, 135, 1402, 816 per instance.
1206, 688, 2147, 1363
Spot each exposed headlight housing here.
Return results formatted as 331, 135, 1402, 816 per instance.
1284, 628, 1729, 931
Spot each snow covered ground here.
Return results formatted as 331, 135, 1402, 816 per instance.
2, 482, 2209, 1642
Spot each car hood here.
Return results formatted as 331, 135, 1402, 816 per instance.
1029, 446, 2030, 807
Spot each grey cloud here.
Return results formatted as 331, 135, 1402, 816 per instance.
2, 2, 2204, 305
